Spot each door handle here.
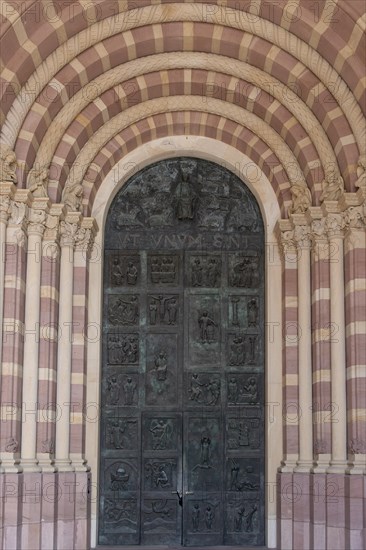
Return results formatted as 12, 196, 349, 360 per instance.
185, 491, 194, 495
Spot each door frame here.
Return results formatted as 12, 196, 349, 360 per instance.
86, 136, 283, 549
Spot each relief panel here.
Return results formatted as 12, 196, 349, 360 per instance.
109, 254, 140, 286
103, 370, 139, 407
107, 334, 139, 365
145, 334, 178, 406
228, 254, 260, 288
226, 374, 262, 406
188, 254, 222, 288
143, 416, 179, 451
186, 372, 221, 407
228, 295, 260, 328
104, 458, 139, 493
148, 254, 179, 286
147, 294, 179, 326
104, 416, 138, 451
188, 295, 220, 365
186, 416, 222, 493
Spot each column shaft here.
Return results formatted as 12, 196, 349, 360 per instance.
328, 233, 347, 471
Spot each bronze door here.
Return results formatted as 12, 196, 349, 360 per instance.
98, 158, 265, 547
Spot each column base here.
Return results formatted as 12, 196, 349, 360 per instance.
327, 460, 348, 474
312, 453, 331, 473
20, 458, 41, 473
55, 459, 74, 472
294, 460, 314, 473
37, 455, 56, 473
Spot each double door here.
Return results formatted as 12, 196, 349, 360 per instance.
99, 248, 264, 547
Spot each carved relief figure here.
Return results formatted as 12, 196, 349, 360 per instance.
198, 310, 217, 343
227, 377, 239, 404
126, 261, 138, 285
248, 336, 257, 363
104, 498, 137, 524
149, 419, 173, 450
153, 350, 168, 381
176, 172, 195, 220
320, 168, 344, 202
107, 375, 120, 405
111, 257, 124, 285
28, 166, 49, 198
205, 507, 214, 530
229, 336, 245, 365
289, 184, 312, 214
123, 376, 137, 406
243, 376, 258, 403
0, 145, 17, 183
107, 419, 137, 449
356, 155, 366, 188
247, 298, 258, 327
62, 182, 83, 211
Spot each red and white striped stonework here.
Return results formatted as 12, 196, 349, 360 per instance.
0, 1, 365, 549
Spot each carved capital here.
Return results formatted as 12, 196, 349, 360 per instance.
8, 190, 32, 235
0, 182, 16, 224
293, 223, 311, 248
27, 198, 50, 237
325, 213, 345, 238
60, 220, 79, 248
311, 217, 327, 240
75, 217, 98, 255
343, 205, 366, 231
43, 203, 66, 242
0, 144, 17, 184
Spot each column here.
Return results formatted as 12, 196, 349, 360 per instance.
70, 218, 97, 473
0, 183, 15, 366
310, 214, 332, 473
324, 210, 347, 472
20, 198, 50, 472
36, 204, 64, 472
278, 221, 299, 472
343, 201, 366, 475
55, 213, 81, 471
0, 190, 30, 472
292, 217, 313, 472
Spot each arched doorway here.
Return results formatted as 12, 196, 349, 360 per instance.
98, 157, 265, 547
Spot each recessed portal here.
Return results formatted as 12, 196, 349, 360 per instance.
98, 158, 265, 547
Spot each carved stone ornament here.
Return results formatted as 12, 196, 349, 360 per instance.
320, 168, 344, 202
325, 213, 344, 237
311, 218, 327, 239
5, 437, 19, 452
0, 144, 17, 183
41, 438, 55, 454
0, 194, 11, 222
60, 220, 79, 247
278, 229, 295, 256
9, 200, 27, 226
343, 205, 366, 230
355, 155, 366, 189
289, 184, 312, 214
293, 224, 311, 248
314, 439, 327, 454
348, 438, 366, 454
62, 182, 83, 212
28, 207, 47, 234
27, 166, 49, 198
